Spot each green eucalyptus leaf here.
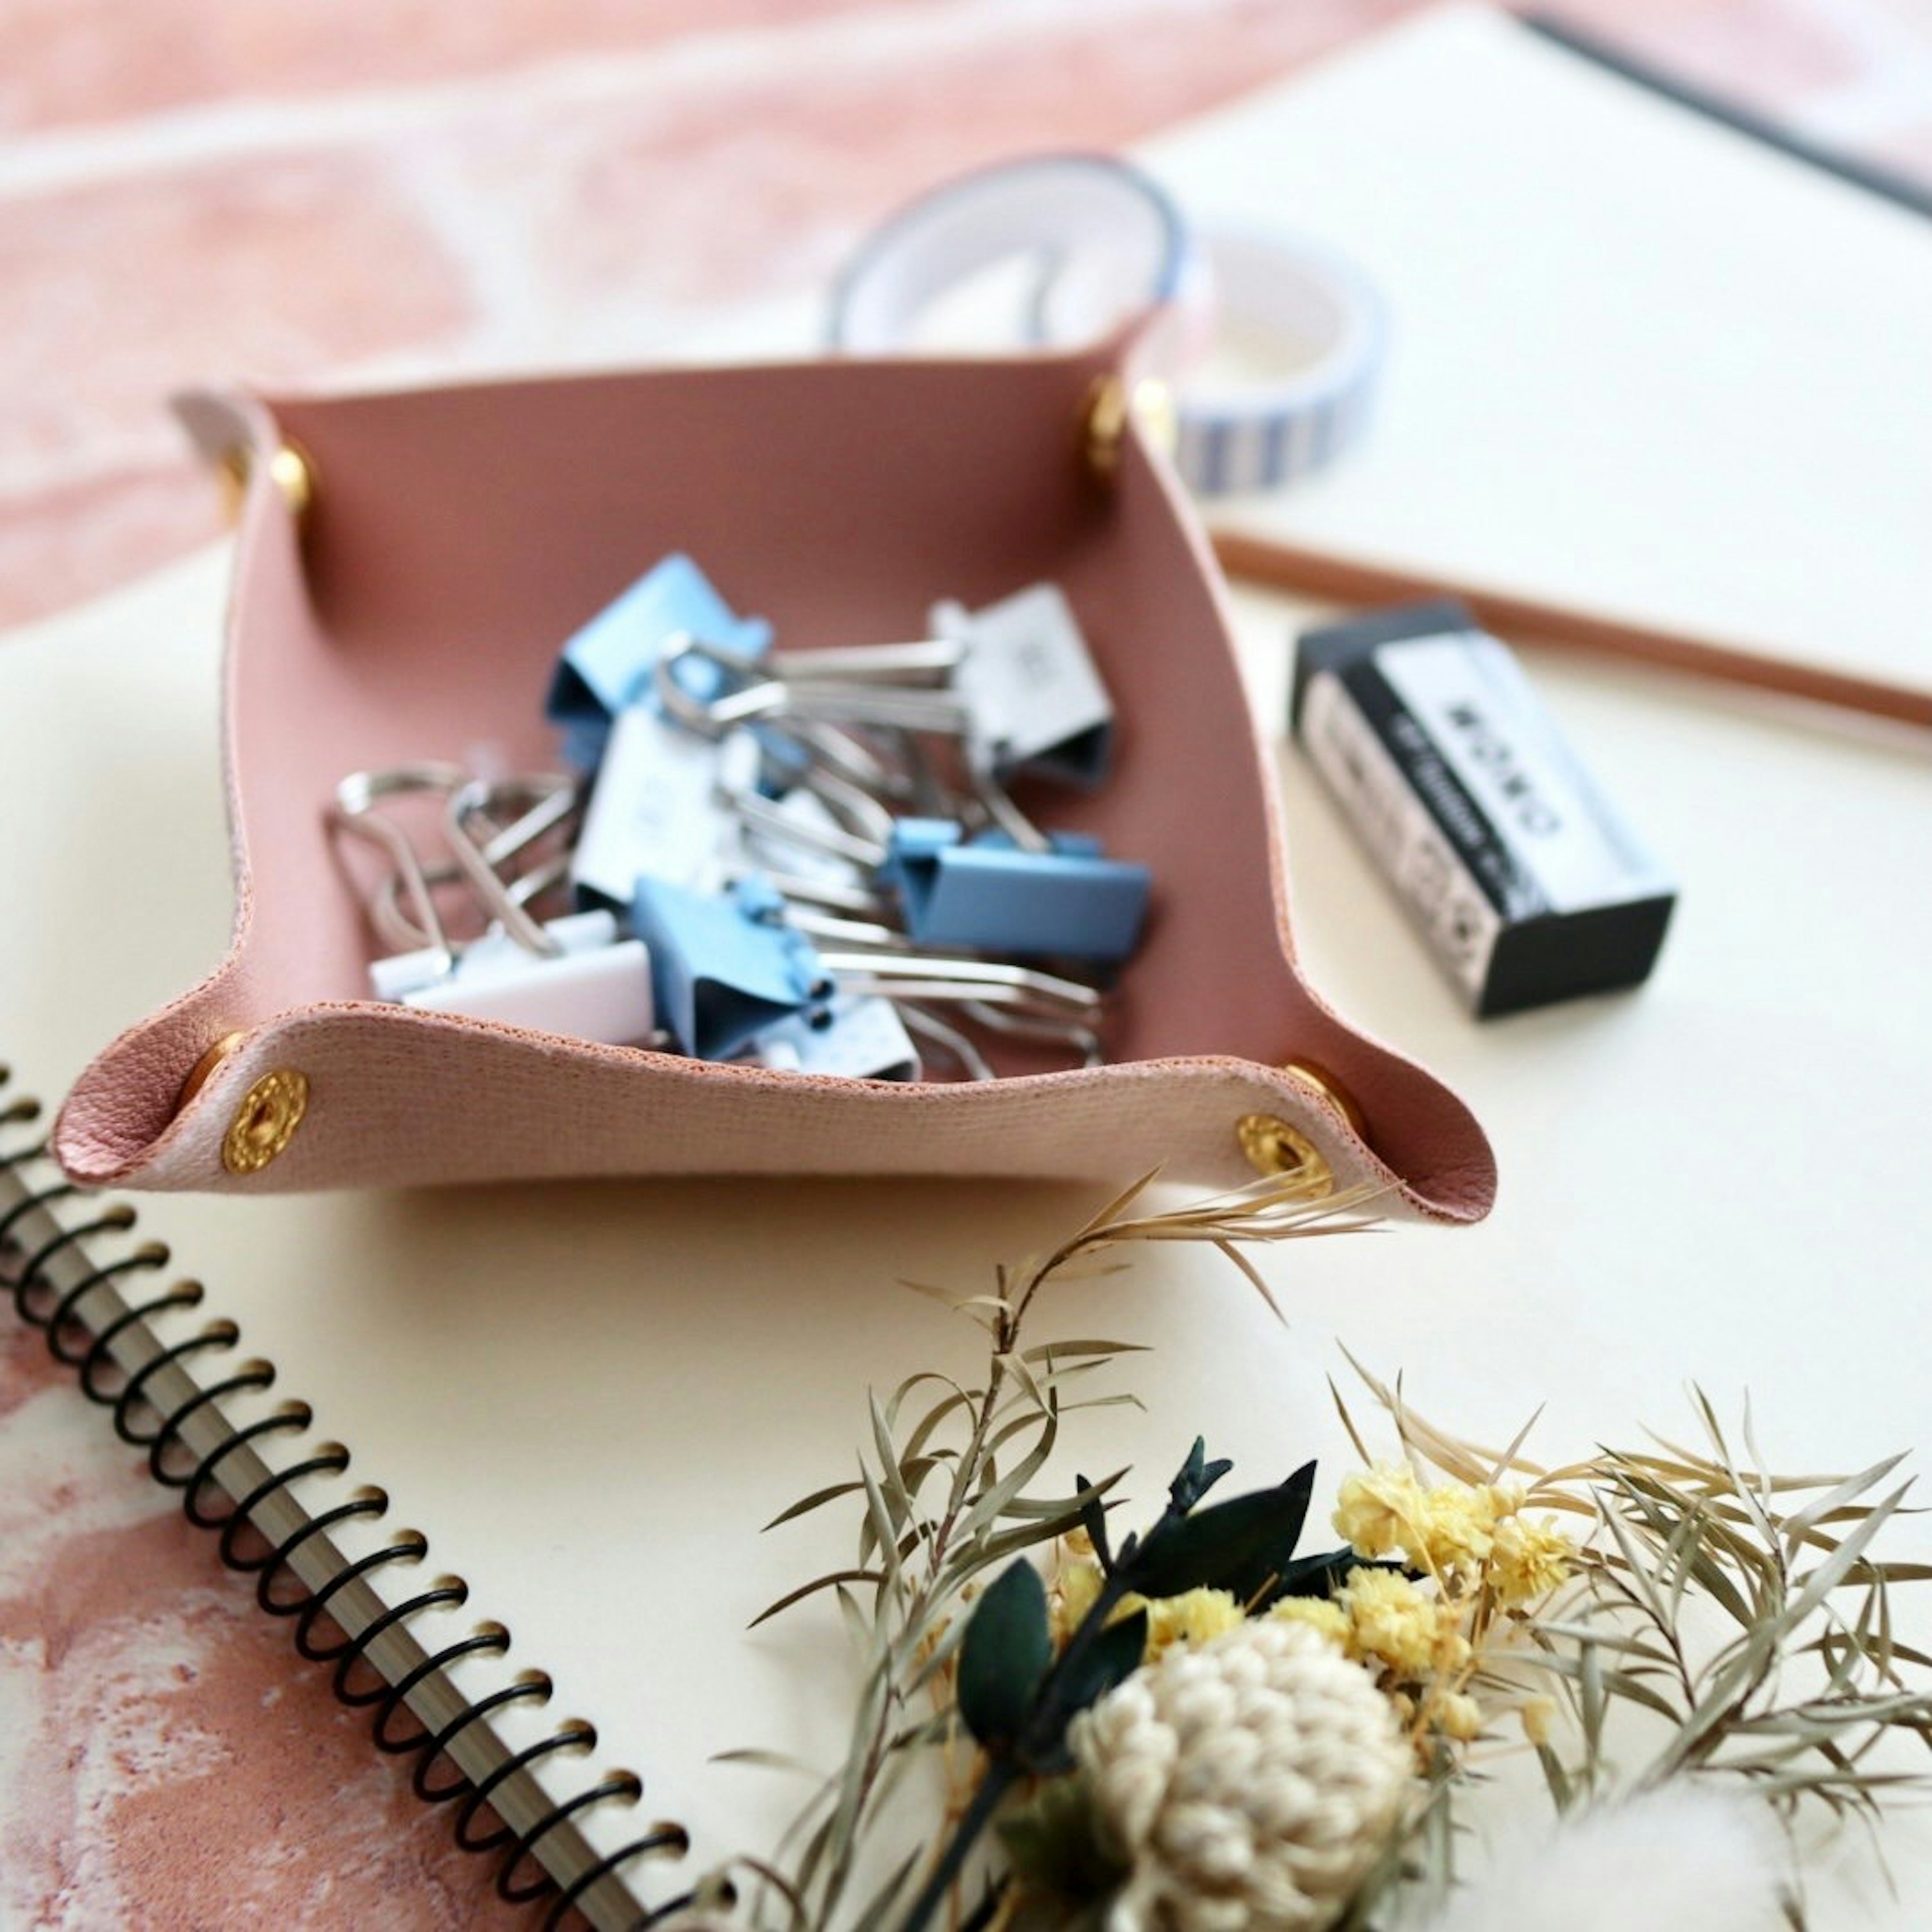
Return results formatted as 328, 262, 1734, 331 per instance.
1166, 1436, 1235, 1514
957, 1560, 1053, 1754
1264, 1544, 1365, 1605
1126, 1462, 1317, 1601
1076, 1470, 1114, 1573
1027, 1608, 1149, 1774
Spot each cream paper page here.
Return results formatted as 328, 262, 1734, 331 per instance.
3, 542, 1929, 1922
1140, 5, 1932, 696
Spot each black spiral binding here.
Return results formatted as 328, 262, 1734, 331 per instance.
0, 1068, 684, 1930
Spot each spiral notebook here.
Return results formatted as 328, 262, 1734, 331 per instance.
6, 11, 1932, 1930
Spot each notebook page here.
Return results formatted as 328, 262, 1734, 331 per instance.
1141, 4, 1932, 697
5, 556, 1930, 1918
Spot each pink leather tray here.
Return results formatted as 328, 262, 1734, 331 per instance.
54, 333, 1495, 1219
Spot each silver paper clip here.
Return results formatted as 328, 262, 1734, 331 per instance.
896, 1003, 998, 1082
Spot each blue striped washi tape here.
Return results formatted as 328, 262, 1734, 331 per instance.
828, 151, 1209, 359
1165, 225, 1387, 498
828, 155, 1388, 500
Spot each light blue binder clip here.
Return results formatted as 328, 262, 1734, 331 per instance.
630, 873, 831, 1060
884, 820, 1151, 961
546, 554, 772, 768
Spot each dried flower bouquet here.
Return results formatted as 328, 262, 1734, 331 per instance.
685, 1172, 1931, 1932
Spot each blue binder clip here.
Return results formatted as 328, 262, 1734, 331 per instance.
630, 873, 831, 1060
883, 819, 1151, 961
546, 554, 772, 768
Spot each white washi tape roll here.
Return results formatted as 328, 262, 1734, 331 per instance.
829, 156, 1388, 499
828, 151, 1209, 358
1166, 226, 1387, 498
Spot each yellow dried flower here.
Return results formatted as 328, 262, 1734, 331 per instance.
1520, 1695, 1558, 1746
1070, 1584, 1250, 1660
1140, 1587, 1246, 1657
1055, 1556, 1105, 1641
1436, 1692, 1483, 1741
1336, 1467, 1508, 1579
1434, 1628, 1473, 1674
1420, 1483, 1498, 1575
1333, 1464, 1429, 1562
1339, 1567, 1444, 1677
1488, 1512, 1575, 1607
1266, 1596, 1350, 1646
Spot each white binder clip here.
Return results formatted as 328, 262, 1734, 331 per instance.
932, 583, 1114, 788
732, 995, 921, 1082
570, 706, 741, 909
399, 910, 658, 1049
333, 766, 657, 1048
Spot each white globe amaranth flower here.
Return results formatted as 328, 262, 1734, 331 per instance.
1069, 1616, 1413, 1932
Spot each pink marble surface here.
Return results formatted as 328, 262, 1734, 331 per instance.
3, 2, 1930, 1924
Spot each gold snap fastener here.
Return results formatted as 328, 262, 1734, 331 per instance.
214, 439, 314, 526
1236, 1113, 1334, 1195
222, 1069, 309, 1175
176, 1030, 249, 1114
1279, 1060, 1368, 1139
1083, 373, 1177, 482
266, 441, 314, 516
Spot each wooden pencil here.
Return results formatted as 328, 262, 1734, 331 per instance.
1211, 528, 1932, 732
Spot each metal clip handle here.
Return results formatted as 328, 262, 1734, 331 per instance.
445, 776, 580, 959
658, 635, 973, 739
327, 764, 470, 979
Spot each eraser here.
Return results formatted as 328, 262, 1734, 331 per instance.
1291, 601, 1675, 1017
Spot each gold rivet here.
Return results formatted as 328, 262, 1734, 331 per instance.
176, 1030, 249, 1113
215, 447, 251, 525
222, 1069, 309, 1175
214, 439, 314, 526
266, 440, 314, 517
1236, 1113, 1334, 1195
1279, 1060, 1369, 1139
1083, 373, 1177, 482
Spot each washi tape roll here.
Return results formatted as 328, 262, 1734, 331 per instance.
830, 155, 1388, 498
828, 151, 1208, 358
1166, 225, 1387, 497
